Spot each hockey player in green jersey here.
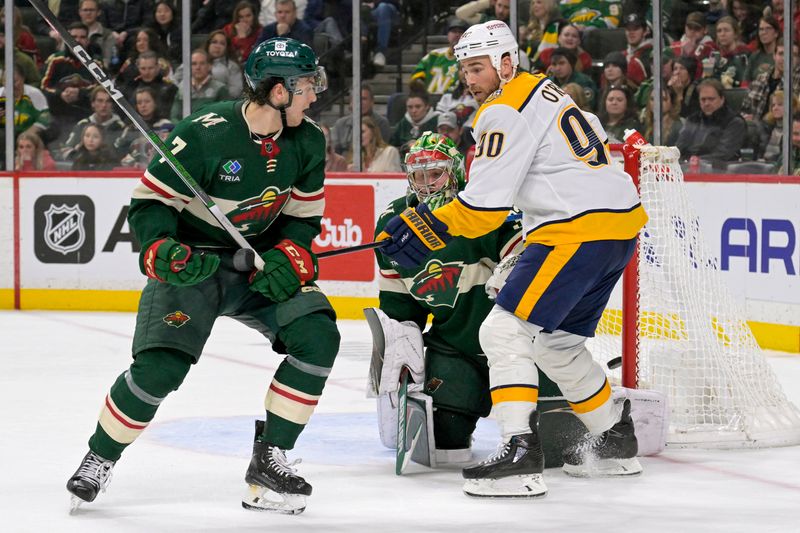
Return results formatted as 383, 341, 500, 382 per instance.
368, 132, 523, 466
66, 38, 337, 515
366, 133, 594, 474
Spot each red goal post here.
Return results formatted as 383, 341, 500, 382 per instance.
600, 143, 800, 448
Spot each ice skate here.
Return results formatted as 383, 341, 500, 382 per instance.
242, 420, 312, 515
462, 412, 547, 498
66, 451, 115, 513
562, 399, 643, 477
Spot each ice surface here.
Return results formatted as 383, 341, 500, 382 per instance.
1, 311, 799, 532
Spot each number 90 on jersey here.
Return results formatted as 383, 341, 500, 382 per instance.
474, 131, 505, 159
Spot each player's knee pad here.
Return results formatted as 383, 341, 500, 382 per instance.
130, 348, 193, 398
532, 329, 594, 386
478, 305, 540, 368
533, 330, 616, 433
364, 308, 425, 397
279, 311, 341, 370
433, 408, 478, 450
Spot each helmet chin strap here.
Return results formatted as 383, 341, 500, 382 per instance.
497, 66, 517, 89
265, 86, 294, 129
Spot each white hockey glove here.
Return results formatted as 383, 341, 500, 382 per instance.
364, 308, 425, 400
485, 253, 520, 299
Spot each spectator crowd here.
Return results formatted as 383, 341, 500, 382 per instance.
3, 0, 800, 174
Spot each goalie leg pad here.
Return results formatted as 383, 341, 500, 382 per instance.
378, 391, 439, 467
533, 329, 619, 434
612, 387, 668, 456
479, 306, 541, 440
364, 308, 425, 397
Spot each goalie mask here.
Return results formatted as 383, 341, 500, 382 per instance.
404, 132, 466, 210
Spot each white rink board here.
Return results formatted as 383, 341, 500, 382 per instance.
19, 176, 145, 291
686, 181, 800, 325
0, 176, 13, 290
4, 173, 800, 327
12, 174, 407, 295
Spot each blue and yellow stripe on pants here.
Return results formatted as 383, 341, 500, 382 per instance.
568, 379, 611, 414
496, 238, 637, 337
490, 384, 539, 405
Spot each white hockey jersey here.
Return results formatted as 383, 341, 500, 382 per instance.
434, 72, 647, 246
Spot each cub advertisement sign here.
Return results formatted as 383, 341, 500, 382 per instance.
313, 185, 375, 282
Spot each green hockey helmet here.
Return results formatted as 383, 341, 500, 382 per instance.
404, 132, 466, 209
244, 37, 327, 95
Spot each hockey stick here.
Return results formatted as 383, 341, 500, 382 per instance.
395, 366, 411, 475
318, 240, 386, 258
230, 239, 386, 270
27, 0, 266, 271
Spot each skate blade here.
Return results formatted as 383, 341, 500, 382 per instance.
69, 495, 85, 515
562, 457, 643, 478
242, 484, 307, 515
463, 474, 547, 498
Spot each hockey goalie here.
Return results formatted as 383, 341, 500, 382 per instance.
368, 133, 668, 498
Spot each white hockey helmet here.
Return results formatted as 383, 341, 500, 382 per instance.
453, 21, 519, 82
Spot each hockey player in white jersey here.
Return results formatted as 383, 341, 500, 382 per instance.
378, 20, 648, 497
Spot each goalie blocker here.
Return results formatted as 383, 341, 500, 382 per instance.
365, 308, 668, 473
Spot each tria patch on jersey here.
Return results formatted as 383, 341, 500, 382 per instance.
163, 311, 191, 328
218, 160, 243, 182
227, 185, 291, 236
410, 259, 464, 308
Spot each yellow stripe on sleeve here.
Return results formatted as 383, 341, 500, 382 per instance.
433, 197, 509, 239
568, 380, 612, 414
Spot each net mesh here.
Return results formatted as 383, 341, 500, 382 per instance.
589, 146, 800, 448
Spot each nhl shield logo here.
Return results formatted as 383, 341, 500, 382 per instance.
44, 204, 86, 255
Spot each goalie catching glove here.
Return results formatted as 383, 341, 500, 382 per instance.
249, 239, 318, 303
141, 238, 220, 286
378, 203, 452, 268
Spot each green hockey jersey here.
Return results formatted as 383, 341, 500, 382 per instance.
410, 47, 460, 95
375, 196, 524, 357
560, 0, 622, 29
128, 100, 326, 253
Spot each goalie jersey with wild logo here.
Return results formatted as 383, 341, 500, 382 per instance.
129, 99, 326, 252
375, 196, 523, 357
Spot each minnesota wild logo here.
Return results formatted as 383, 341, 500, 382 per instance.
410, 260, 464, 308
163, 311, 191, 328
227, 186, 290, 235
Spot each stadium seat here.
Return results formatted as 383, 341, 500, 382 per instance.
35, 36, 57, 64
19, 7, 39, 31
583, 28, 627, 66
386, 92, 407, 125
725, 161, 777, 174
191, 34, 209, 52
724, 88, 748, 113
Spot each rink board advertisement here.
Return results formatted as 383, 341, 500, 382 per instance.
685, 179, 800, 327
7, 171, 407, 311
2, 171, 799, 351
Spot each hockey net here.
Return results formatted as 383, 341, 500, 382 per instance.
588, 144, 800, 448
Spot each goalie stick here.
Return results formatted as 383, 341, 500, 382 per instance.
27, 0, 267, 271
232, 240, 386, 270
